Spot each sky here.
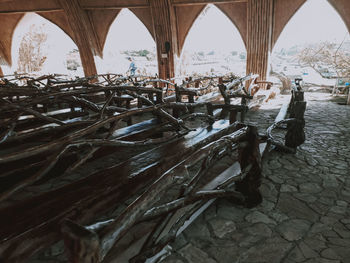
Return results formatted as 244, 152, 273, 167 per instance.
273, 0, 350, 51
182, 4, 246, 53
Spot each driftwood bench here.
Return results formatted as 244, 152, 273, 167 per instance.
0, 73, 276, 263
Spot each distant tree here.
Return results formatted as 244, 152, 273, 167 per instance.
298, 40, 350, 78
138, 49, 150, 57
231, 51, 238, 56
17, 24, 48, 73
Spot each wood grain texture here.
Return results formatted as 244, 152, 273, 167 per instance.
246, 0, 273, 81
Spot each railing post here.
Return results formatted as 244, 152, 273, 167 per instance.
235, 126, 262, 208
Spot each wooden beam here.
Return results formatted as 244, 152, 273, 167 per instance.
0, 65, 3, 77
149, 0, 177, 79
0, 8, 62, 14
58, 0, 98, 77
83, 5, 149, 10
172, 0, 247, 6
246, 0, 273, 81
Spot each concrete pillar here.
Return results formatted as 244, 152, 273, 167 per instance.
149, 0, 177, 80
246, 0, 274, 81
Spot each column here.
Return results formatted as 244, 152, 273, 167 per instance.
149, 0, 177, 80
246, 0, 274, 82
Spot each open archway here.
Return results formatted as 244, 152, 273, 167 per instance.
271, 0, 350, 85
2, 13, 82, 76
95, 8, 157, 76
177, 4, 246, 77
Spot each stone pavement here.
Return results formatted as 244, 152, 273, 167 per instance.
161, 93, 350, 263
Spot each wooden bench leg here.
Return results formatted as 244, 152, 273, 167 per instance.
235, 126, 262, 208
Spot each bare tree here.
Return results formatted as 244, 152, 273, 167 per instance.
17, 24, 48, 73
298, 39, 350, 78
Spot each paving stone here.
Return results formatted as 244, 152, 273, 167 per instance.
178, 244, 216, 263
161, 255, 185, 263
208, 218, 236, 238
277, 193, 319, 221
245, 211, 276, 225
333, 222, 350, 238
329, 206, 347, 214
304, 237, 327, 252
216, 200, 248, 222
245, 223, 272, 237
259, 199, 275, 211
303, 258, 341, 263
293, 193, 318, 203
206, 244, 240, 263
321, 248, 341, 260
238, 237, 293, 263
276, 219, 311, 241
327, 247, 350, 262
299, 182, 323, 194
183, 215, 210, 238
280, 184, 298, 192
298, 241, 319, 259
270, 211, 289, 223
286, 246, 305, 262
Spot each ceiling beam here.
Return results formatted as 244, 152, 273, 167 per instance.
0, 0, 247, 13
0, 8, 62, 14
172, 0, 247, 6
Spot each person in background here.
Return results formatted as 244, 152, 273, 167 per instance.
127, 57, 137, 76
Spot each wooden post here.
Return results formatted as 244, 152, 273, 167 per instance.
235, 126, 262, 208
0, 66, 3, 77
246, 0, 274, 82
347, 88, 350, 105
58, 0, 98, 78
149, 0, 177, 80
285, 91, 306, 148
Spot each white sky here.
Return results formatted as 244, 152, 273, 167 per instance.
274, 0, 349, 51
103, 9, 155, 54
182, 4, 246, 53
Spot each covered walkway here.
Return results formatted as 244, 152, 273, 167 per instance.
163, 93, 350, 263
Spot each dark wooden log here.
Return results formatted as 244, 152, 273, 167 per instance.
0, 120, 241, 262
285, 101, 306, 148
235, 126, 262, 208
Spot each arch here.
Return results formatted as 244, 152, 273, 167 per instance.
273, 0, 350, 51
178, 4, 247, 76
174, 4, 206, 57
96, 8, 157, 75
8, 13, 82, 75
86, 9, 122, 54
0, 13, 24, 66
328, 0, 350, 34
129, 8, 155, 40
273, 0, 350, 49
99, 7, 155, 58
215, 2, 248, 47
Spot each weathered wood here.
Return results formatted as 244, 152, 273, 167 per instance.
0, 120, 240, 262
285, 101, 306, 148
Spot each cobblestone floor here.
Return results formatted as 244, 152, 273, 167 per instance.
161, 93, 350, 263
